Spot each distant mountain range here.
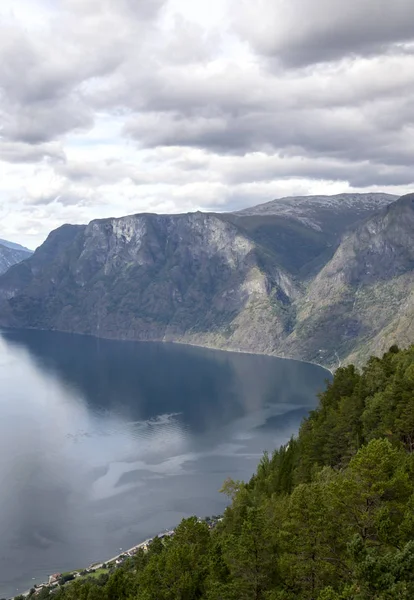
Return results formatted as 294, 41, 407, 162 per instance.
0, 238, 32, 253
0, 239, 32, 275
0, 192, 412, 368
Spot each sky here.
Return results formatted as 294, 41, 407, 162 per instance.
0, 0, 413, 248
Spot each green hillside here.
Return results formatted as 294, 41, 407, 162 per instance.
28, 345, 414, 599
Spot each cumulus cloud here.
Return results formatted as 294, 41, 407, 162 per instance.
0, 141, 66, 163
0, 0, 413, 248
234, 0, 414, 66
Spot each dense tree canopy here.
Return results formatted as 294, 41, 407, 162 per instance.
50, 345, 414, 600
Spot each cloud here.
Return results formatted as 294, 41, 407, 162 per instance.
0, 141, 66, 163
122, 85, 414, 175
0, 0, 413, 249
0, 0, 166, 144
234, 0, 414, 66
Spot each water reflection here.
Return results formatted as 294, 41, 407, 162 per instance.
0, 330, 329, 597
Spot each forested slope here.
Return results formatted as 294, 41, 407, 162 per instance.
33, 345, 414, 599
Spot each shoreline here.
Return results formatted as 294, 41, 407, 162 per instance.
0, 325, 334, 376
164, 338, 334, 376
17, 529, 175, 599
17, 516, 224, 598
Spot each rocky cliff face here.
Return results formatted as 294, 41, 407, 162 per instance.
231, 193, 398, 280
0, 193, 413, 368
0, 242, 32, 275
0, 213, 299, 355
286, 193, 414, 366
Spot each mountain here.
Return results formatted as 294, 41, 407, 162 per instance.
237, 192, 397, 233
229, 193, 397, 279
0, 240, 32, 275
286, 193, 414, 366
0, 238, 32, 253
0, 192, 412, 368
0, 213, 299, 355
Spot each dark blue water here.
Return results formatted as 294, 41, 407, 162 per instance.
0, 330, 330, 597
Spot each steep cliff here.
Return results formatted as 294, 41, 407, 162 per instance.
286, 193, 414, 366
0, 193, 413, 368
230, 193, 397, 280
0, 213, 299, 354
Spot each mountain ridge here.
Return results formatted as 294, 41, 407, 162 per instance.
236, 192, 397, 232
0, 213, 298, 356
0, 192, 412, 368
286, 193, 414, 366
0, 238, 32, 253
0, 240, 32, 276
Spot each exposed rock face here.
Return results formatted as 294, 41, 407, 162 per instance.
0, 213, 299, 355
230, 193, 398, 280
0, 193, 413, 368
287, 193, 414, 366
0, 241, 32, 275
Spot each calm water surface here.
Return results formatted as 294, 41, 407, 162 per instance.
0, 330, 330, 597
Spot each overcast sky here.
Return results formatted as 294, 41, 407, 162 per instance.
0, 0, 413, 248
